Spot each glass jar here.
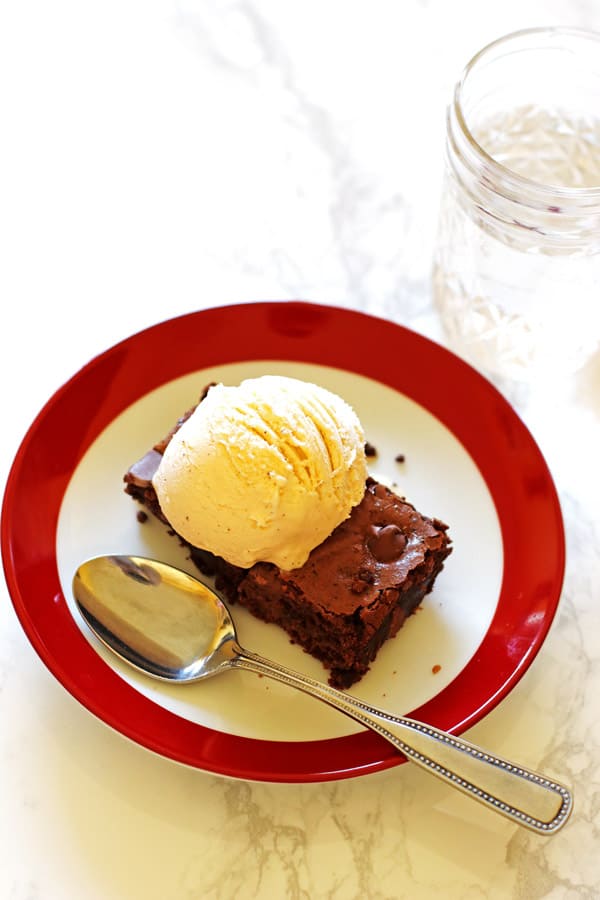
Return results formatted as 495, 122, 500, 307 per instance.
433, 27, 600, 382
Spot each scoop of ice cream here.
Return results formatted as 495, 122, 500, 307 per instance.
152, 375, 368, 570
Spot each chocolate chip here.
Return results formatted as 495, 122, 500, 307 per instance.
364, 442, 377, 458
126, 449, 162, 486
367, 524, 407, 562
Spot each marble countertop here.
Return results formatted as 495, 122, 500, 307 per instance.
2, 1, 600, 897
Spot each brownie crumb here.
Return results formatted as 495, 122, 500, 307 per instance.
365, 442, 377, 458
136, 510, 148, 523
395, 453, 406, 463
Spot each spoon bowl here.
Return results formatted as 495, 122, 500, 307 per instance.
73, 554, 238, 681
73, 554, 573, 835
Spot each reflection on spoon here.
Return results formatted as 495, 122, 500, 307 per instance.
72, 555, 572, 834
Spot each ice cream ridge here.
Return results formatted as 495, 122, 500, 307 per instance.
152, 375, 368, 570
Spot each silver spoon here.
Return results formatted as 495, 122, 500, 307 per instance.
72, 554, 572, 834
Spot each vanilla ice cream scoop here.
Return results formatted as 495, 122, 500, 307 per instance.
152, 375, 368, 570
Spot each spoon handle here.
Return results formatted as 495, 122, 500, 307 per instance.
232, 646, 572, 834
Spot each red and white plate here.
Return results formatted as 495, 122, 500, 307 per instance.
1, 302, 565, 782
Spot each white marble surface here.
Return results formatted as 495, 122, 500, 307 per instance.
2, 1, 600, 898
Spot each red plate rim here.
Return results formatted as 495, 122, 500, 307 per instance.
1, 301, 565, 782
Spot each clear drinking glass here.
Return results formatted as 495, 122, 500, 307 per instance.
433, 27, 600, 382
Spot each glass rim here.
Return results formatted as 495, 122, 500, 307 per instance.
453, 26, 600, 206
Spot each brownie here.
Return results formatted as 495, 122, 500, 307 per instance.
124, 398, 452, 688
